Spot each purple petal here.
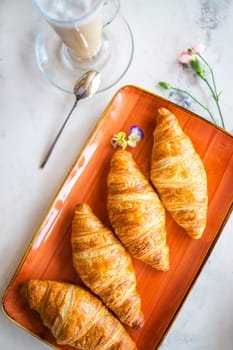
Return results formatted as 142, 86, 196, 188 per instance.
129, 126, 144, 139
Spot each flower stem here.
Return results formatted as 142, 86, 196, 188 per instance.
170, 86, 217, 125
199, 74, 225, 129
195, 52, 218, 93
192, 51, 225, 129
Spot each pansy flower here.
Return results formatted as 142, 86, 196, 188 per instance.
111, 126, 144, 149
127, 126, 144, 148
111, 131, 128, 149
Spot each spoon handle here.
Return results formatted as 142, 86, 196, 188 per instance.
40, 98, 78, 168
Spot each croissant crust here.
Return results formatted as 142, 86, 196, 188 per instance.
107, 149, 169, 271
150, 107, 208, 239
71, 203, 144, 329
21, 280, 137, 350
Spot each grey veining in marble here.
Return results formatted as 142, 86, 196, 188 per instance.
198, 0, 231, 41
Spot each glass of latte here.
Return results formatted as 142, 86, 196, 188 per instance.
33, 0, 134, 93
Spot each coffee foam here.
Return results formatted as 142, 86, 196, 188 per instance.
36, 0, 102, 24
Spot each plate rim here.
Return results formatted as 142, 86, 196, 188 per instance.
2, 84, 233, 349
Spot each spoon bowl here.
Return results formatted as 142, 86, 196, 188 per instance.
74, 71, 101, 100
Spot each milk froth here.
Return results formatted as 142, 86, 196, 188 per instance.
36, 0, 104, 59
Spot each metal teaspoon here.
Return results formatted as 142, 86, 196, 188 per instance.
40, 70, 101, 168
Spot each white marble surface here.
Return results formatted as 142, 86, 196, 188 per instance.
1, 0, 233, 349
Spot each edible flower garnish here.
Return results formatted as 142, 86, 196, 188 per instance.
158, 44, 225, 129
127, 126, 144, 148
111, 131, 128, 149
111, 126, 144, 149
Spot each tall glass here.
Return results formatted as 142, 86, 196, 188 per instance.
33, 0, 134, 93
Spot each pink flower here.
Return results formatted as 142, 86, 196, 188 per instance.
191, 44, 205, 54
178, 44, 205, 64
179, 51, 194, 64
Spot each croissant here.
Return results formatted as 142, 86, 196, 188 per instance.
71, 203, 144, 329
150, 107, 208, 239
107, 149, 169, 271
21, 280, 137, 350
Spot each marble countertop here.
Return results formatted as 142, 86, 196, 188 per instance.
1, 0, 233, 349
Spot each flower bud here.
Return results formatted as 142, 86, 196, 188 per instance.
159, 82, 172, 90
190, 58, 205, 78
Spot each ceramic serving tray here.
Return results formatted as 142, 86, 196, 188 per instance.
2, 85, 233, 350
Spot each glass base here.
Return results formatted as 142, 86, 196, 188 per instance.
35, 15, 134, 94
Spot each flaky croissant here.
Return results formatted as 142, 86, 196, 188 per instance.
150, 107, 208, 239
71, 203, 144, 329
21, 280, 137, 350
107, 149, 169, 271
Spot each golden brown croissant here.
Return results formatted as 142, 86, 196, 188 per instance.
71, 203, 144, 330
150, 107, 208, 239
21, 280, 137, 350
107, 149, 169, 271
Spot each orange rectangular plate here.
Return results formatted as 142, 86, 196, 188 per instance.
2, 85, 233, 350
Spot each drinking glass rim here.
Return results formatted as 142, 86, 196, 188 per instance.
33, 0, 104, 26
